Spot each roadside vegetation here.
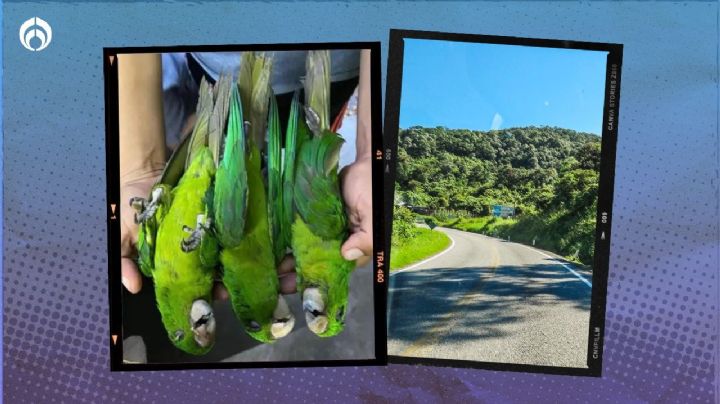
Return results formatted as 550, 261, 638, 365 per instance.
393, 126, 601, 267
390, 206, 451, 271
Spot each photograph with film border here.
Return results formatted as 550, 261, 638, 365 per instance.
384, 29, 622, 376
104, 43, 385, 369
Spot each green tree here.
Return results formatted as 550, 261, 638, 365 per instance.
392, 205, 417, 245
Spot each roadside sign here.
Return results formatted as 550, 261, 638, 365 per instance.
492, 205, 515, 218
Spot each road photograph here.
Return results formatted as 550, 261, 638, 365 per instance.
389, 227, 591, 367
387, 35, 610, 369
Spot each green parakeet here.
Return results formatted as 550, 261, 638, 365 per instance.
131, 76, 230, 355
215, 52, 295, 343
131, 77, 212, 279
152, 146, 218, 354
286, 50, 356, 337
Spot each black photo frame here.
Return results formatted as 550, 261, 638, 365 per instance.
104, 41, 387, 371
383, 29, 622, 377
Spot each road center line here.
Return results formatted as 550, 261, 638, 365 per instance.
390, 230, 457, 276
397, 238, 500, 357
517, 244, 592, 288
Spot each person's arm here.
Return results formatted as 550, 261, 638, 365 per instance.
340, 49, 373, 262
119, 53, 167, 181
118, 53, 166, 293
355, 49, 372, 160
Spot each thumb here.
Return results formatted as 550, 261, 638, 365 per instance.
341, 230, 372, 261
121, 258, 143, 294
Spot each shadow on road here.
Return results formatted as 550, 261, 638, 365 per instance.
388, 263, 591, 344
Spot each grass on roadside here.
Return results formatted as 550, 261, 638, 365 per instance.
442, 216, 593, 267
442, 216, 517, 235
390, 227, 451, 271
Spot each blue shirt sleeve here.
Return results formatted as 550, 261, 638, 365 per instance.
191, 50, 360, 94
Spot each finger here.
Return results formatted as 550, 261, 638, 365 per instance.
338, 165, 350, 184
341, 230, 373, 261
279, 272, 297, 295
213, 282, 229, 301
277, 254, 296, 276
121, 258, 143, 294
124, 215, 140, 246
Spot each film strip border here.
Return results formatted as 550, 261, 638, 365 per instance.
382, 28, 623, 377
104, 42, 387, 371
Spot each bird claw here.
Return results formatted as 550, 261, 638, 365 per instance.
131, 188, 164, 224
130, 197, 146, 212
130, 197, 146, 224
304, 106, 321, 136
181, 214, 212, 252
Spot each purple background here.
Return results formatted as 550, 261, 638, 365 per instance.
3, 1, 718, 402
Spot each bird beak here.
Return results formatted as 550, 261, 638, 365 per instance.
270, 295, 295, 339
303, 288, 328, 335
190, 299, 216, 348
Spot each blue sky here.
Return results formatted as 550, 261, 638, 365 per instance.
399, 39, 608, 135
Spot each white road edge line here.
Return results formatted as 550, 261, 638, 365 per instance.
390, 230, 457, 276
518, 244, 592, 288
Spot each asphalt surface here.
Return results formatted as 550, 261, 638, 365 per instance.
388, 227, 592, 368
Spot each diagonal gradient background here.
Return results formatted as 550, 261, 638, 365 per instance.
3, 1, 718, 402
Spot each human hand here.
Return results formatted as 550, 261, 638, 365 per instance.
251, 156, 372, 298
213, 160, 372, 303
255, 155, 372, 299
120, 170, 162, 294
339, 156, 373, 266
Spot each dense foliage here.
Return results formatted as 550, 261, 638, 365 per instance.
392, 205, 418, 245
395, 126, 601, 265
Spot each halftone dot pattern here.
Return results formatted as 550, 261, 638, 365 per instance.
3, 2, 718, 403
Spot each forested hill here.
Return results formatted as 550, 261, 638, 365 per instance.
396, 125, 602, 217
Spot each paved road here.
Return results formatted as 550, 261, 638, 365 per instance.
388, 227, 592, 368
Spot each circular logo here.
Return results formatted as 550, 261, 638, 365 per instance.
19, 17, 52, 52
